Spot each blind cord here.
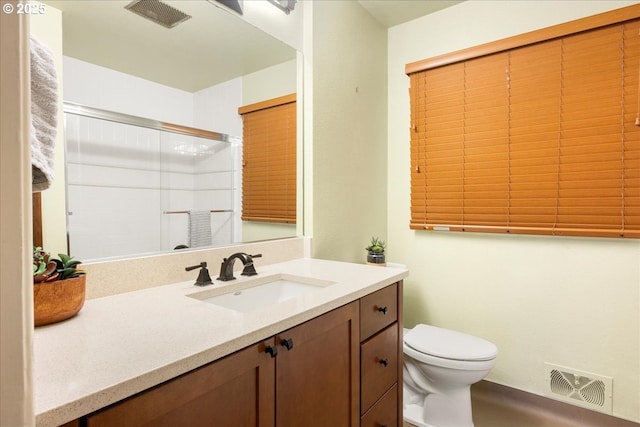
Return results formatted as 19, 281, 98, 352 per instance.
635, 28, 640, 126
553, 40, 564, 235
622, 26, 631, 234
635, 56, 640, 125
422, 72, 428, 227
506, 58, 511, 231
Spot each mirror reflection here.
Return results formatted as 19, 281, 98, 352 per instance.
64, 105, 242, 260
40, 0, 299, 261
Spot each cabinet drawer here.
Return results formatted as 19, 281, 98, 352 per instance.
361, 323, 398, 414
360, 283, 397, 340
360, 383, 398, 427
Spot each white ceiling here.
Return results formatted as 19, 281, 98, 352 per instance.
44, 0, 297, 92
43, 0, 463, 93
358, 0, 464, 27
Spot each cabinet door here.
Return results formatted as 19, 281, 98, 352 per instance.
86, 339, 276, 427
361, 323, 398, 414
275, 301, 360, 427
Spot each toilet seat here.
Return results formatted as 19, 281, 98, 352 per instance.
404, 324, 497, 362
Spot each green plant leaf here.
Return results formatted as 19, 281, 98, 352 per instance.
65, 260, 82, 269
33, 263, 45, 276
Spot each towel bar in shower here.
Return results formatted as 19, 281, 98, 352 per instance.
163, 210, 233, 214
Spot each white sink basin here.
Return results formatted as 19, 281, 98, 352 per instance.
188, 274, 335, 313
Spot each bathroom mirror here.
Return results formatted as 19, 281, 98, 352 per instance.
39, 0, 300, 261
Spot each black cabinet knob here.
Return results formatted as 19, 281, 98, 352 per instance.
281, 338, 294, 351
265, 345, 278, 358
379, 358, 389, 367
377, 306, 388, 315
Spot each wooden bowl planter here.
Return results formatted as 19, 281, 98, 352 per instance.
33, 275, 86, 327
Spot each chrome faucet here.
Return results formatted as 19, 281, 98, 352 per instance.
217, 253, 262, 281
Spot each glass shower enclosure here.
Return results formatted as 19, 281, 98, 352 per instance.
63, 103, 241, 261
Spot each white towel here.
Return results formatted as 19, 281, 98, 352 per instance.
30, 37, 58, 192
188, 210, 212, 248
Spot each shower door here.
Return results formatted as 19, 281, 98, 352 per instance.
64, 108, 240, 261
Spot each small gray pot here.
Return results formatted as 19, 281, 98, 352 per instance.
367, 251, 386, 264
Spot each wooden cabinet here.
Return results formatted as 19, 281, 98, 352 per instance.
86, 338, 276, 427
85, 301, 359, 427
75, 282, 403, 427
359, 282, 402, 427
275, 301, 359, 427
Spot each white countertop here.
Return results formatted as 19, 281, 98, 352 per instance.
34, 258, 408, 426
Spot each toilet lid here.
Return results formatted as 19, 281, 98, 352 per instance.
404, 324, 497, 361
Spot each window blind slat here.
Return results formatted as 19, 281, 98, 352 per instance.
462, 53, 510, 227
240, 96, 296, 223
408, 15, 640, 238
556, 26, 625, 231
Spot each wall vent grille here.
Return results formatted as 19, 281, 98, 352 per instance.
544, 363, 612, 414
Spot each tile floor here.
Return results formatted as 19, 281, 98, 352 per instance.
402, 381, 640, 427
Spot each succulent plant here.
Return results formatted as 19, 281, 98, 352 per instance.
33, 247, 84, 284
365, 237, 386, 254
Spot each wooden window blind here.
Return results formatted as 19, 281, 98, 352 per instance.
239, 94, 296, 224
407, 6, 640, 238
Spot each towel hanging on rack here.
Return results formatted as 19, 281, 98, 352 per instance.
188, 210, 212, 248
30, 36, 58, 192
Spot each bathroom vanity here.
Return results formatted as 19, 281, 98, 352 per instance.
34, 258, 407, 427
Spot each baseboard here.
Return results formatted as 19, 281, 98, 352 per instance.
471, 380, 639, 427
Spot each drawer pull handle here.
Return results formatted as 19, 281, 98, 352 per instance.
379, 358, 389, 367
377, 306, 388, 315
265, 345, 278, 358
378, 424, 388, 427
281, 338, 294, 351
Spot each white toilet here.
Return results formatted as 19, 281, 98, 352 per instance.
403, 324, 498, 427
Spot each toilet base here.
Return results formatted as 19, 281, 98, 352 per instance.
404, 403, 432, 427
403, 385, 474, 427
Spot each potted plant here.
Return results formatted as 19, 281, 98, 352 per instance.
365, 237, 386, 265
33, 246, 86, 326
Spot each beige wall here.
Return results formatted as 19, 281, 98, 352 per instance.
387, 1, 640, 422
0, 6, 34, 427
310, 0, 388, 263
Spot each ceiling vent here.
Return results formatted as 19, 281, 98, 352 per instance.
125, 0, 191, 29
544, 363, 613, 414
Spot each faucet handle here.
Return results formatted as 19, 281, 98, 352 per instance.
185, 262, 213, 286
248, 253, 262, 260
241, 254, 262, 277
185, 261, 207, 272
241, 264, 258, 277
